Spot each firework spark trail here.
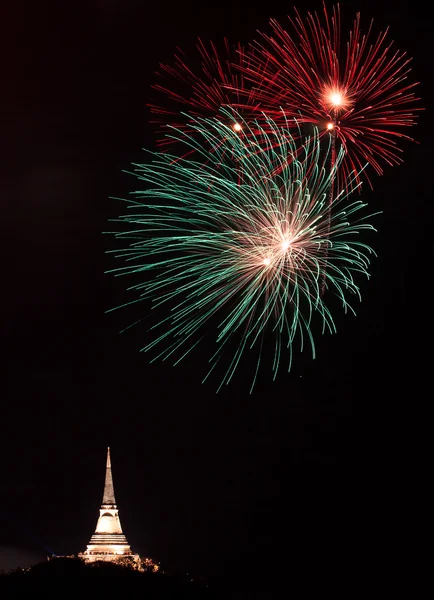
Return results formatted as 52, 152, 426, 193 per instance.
106, 113, 377, 392
321, 125, 337, 297
231, 2, 421, 190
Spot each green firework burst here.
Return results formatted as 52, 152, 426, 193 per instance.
106, 112, 377, 392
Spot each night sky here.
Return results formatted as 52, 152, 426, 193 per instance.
1, 0, 432, 586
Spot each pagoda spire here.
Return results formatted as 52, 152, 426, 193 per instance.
102, 447, 116, 506
78, 448, 141, 568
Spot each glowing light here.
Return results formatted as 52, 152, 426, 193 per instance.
327, 122, 334, 130
263, 257, 271, 266
281, 240, 290, 250
233, 122, 242, 132
323, 87, 351, 113
329, 92, 343, 106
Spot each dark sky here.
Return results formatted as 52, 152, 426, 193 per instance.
1, 0, 432, 585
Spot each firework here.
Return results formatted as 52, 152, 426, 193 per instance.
149, 38, 277, 155
106, 113, 377, 392
235, 3, 421, 189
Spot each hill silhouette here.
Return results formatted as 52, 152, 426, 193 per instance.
0, 557, 217, 597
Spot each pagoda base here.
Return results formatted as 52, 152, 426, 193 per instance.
78, 550, 143, 570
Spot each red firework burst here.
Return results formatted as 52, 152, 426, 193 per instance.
236, 2, 422, 188
149, 38, 279, 155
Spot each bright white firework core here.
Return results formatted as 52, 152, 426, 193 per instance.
330, 92, 343, 106
323, 86, 352, 112
233, 122, 242, 132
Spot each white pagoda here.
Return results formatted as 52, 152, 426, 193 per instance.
78, 447, 142, 569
